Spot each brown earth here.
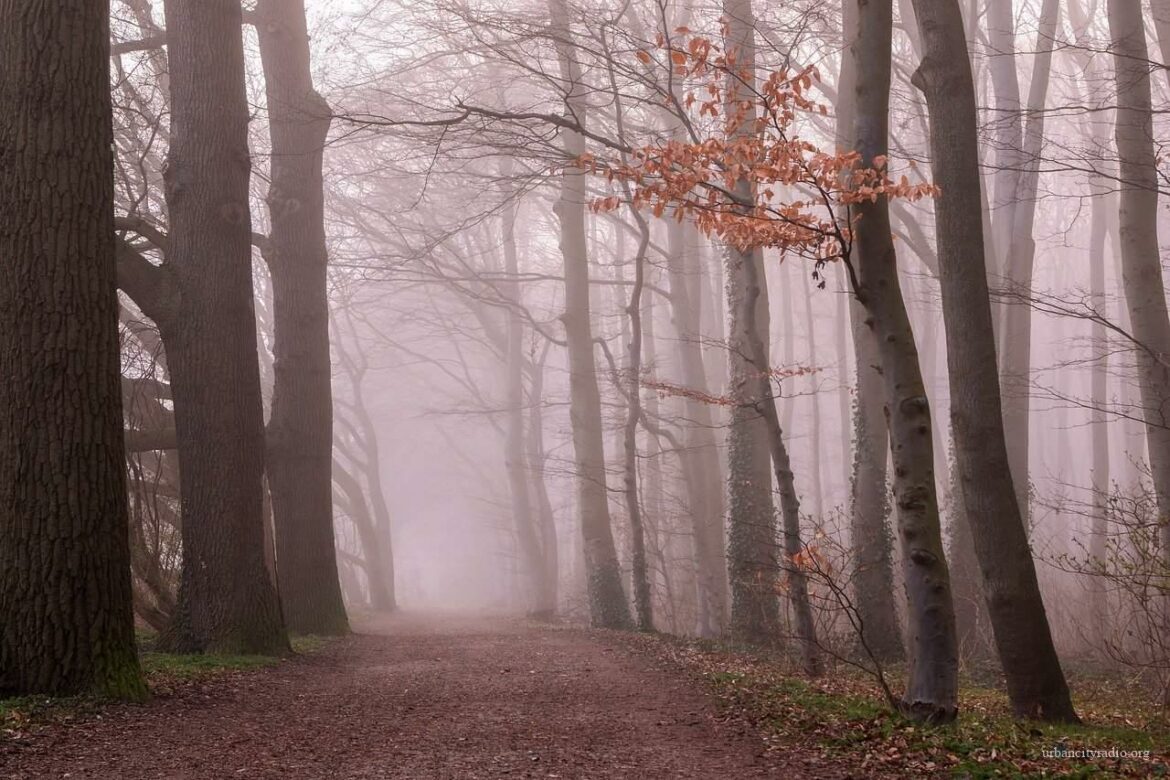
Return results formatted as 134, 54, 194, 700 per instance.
0, 613, 846, 779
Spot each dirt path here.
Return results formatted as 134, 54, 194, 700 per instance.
0, 613, 815, 779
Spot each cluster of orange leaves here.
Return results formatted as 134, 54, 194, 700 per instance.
584, 30, 938, 259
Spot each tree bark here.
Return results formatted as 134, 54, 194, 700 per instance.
0, 0, 146, 699
838, 0, 904, 663
909, 0, 1077, 722
851, 0, 955, 720
159, 0, 288, 655
723, 0, 781, 644
254, 0, 349, 637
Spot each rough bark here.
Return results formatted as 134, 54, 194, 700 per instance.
1109, 0, 1170, 578
159, 0, 289, 655
909, 0, 1077, 722
851, 0, 955, 720
723, 0, 781, 644
253, 0, 349, 636
0, 0, 146, 699
548, 0, 631, 629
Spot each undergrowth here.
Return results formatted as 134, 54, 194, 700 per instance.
625, 632, 1170, 778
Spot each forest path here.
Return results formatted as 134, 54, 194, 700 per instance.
0, 612, 813, 779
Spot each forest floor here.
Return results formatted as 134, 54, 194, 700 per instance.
1, 612, 1167, 779
0, 612, 825, 779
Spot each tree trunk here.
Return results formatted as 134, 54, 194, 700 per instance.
723, 0, 781, 644
851, 0, 955, 720
752, 354, 823, 675
254, 0, 349, 637
526, 348, 560, 616
0, 0, 146, 698
838, 0, 905, 663
995, 0, 1060, 528
909, 0, 1077, 722
1088, 163, 1111, 630
159, 0, 288, 655
332, 456, 394, 611
799, 269, 826, 520
665, 221, 729, 637
1109, 0, 1170, 579
621, 211, 654, 631
547, 0, 631, 629
502, 191, 556, 616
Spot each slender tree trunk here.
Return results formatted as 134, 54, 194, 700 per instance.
548, 0, 630, 629
1109, 0, 1170, 576
502, 191, 556, 616
838, 0, 905, 663
1088, 164, 1111, 629
723, 0, 781, 644
909, 0, 1077, 722
641, 282, 678, 631
254, 0, 349, 637
665, 219, 729, 636
159, 0, 288, 655
526, 349, 560, 615
0, 0, 146, 698
331, 455, 393, 611
995, 0, 1060, 528
851, 0, 956, 720
621, 212, 654, 631
799, 269, 826, 520
753, 360, 823, 675
344, 358, 398, 611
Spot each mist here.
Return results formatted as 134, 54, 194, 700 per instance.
2, 0, 1169, 776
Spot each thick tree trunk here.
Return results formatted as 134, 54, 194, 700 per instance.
851, 0, 955, 720
548, 0, 631, 628
0, 0, 146, 699
254, 0, 349, 637
723, 0, 781, 644
909, 0, 1077, 722
159, 0, 288, 655
1109, 0, 1170, 576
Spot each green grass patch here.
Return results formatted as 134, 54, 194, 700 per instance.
139, 652, 279, 679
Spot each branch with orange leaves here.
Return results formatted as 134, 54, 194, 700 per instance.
582, 30, 938, 298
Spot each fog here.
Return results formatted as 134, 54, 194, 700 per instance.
6, 0, 1170, 734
